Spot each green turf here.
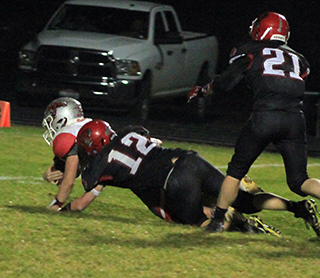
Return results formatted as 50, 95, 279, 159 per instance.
1, 125, 320, 278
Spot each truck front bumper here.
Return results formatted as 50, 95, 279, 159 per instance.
14, 72, 138, 110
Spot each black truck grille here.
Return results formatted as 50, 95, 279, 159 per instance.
35, 46, 117, 79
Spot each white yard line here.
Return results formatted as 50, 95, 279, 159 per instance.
0, 176, 43, 181
2, 163, 320, 179
216, 163, 320, 170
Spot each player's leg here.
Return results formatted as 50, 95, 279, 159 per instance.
130, 187, 170, 221
276, 118, 320, 236
220, 114, 271, 206
164, 154, 209, 226
301, 179, 320, 199
207, 115, 269, 232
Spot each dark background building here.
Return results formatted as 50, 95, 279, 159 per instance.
1, 0, 319, 90
1, 0, 319, 138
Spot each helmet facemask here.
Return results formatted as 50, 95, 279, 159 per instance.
42, 115, 55, 146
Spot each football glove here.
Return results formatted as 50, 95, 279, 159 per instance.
149, 137, 162, 146
187, 81, 214, 102
187, 86, 203, 102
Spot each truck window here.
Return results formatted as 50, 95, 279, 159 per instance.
154, 12, 166, 38
154, 11, 182, 44
48, 4, 149, 39
164, 11, 178, 33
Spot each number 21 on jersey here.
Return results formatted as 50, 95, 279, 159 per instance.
262, 47, 302, 80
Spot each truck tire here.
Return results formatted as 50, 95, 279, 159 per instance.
196, 62, 211, 86
135, 72, 151, 124
196, 62, 211, 119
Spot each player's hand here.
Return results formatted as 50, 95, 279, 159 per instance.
187, 86, 203, 102
187, 81, 214, 102
47, 197, 65, 212
43, 165, 64, 185
202, 81, 214, 96
150, 137, 162, 146
47, 204, 61, 212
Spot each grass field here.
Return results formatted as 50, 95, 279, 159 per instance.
1, 125, 320, 278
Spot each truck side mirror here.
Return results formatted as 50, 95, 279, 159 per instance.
154, 31, 183, 45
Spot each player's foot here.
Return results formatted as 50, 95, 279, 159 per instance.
205, 218, 224, 233
295, 199, 320, 237
246, 216, 282, 237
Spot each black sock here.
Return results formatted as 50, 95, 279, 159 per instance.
286, 201, 298, 213
213, 206, 228, 221
287, 200, 307, 216
286, 200, 307, 218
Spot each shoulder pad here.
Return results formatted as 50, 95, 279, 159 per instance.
229, 40, 259, 63
53, 132, 76, 159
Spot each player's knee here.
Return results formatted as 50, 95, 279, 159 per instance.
226, 162, 249, 181
287, 176, 308, 197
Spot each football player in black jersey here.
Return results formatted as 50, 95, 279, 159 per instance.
188, 12, 320, 236
59, 120, 318, 236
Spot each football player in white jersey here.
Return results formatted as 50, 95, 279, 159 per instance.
42, 97, 94, 211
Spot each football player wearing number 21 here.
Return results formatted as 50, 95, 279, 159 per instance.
188, 12, 320, 235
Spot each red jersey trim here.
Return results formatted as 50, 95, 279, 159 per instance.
98, 175, 113, 183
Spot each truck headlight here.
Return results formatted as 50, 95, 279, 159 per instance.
115, 59, 141, 76
19, 49, 36, 70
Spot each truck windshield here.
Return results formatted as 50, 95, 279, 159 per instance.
48, 5, 150, 39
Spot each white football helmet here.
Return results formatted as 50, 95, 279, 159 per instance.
42, 97, 84, 145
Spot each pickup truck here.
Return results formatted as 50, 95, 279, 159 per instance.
16, 0, 218, 122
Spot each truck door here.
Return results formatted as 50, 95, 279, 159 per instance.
152, 10, 186, 96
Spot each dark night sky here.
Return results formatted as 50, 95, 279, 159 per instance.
1, 0, 320, 90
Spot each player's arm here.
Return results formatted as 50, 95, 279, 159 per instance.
213, 55, 251, 92
188, 55, 251, 101
60, 185, 104, 212
48, 154, 79, 211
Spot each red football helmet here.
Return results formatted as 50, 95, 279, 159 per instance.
77, 119, 116, 156
249, 12, 290, 43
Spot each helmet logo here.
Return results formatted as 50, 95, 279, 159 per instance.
79, 128, 93, 151
47, 101, 67, 118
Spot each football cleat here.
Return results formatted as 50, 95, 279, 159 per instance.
246, 216, 282, 237
240, 175, 263, 194
295, 199, 320, 237
205, 218, 224, 233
